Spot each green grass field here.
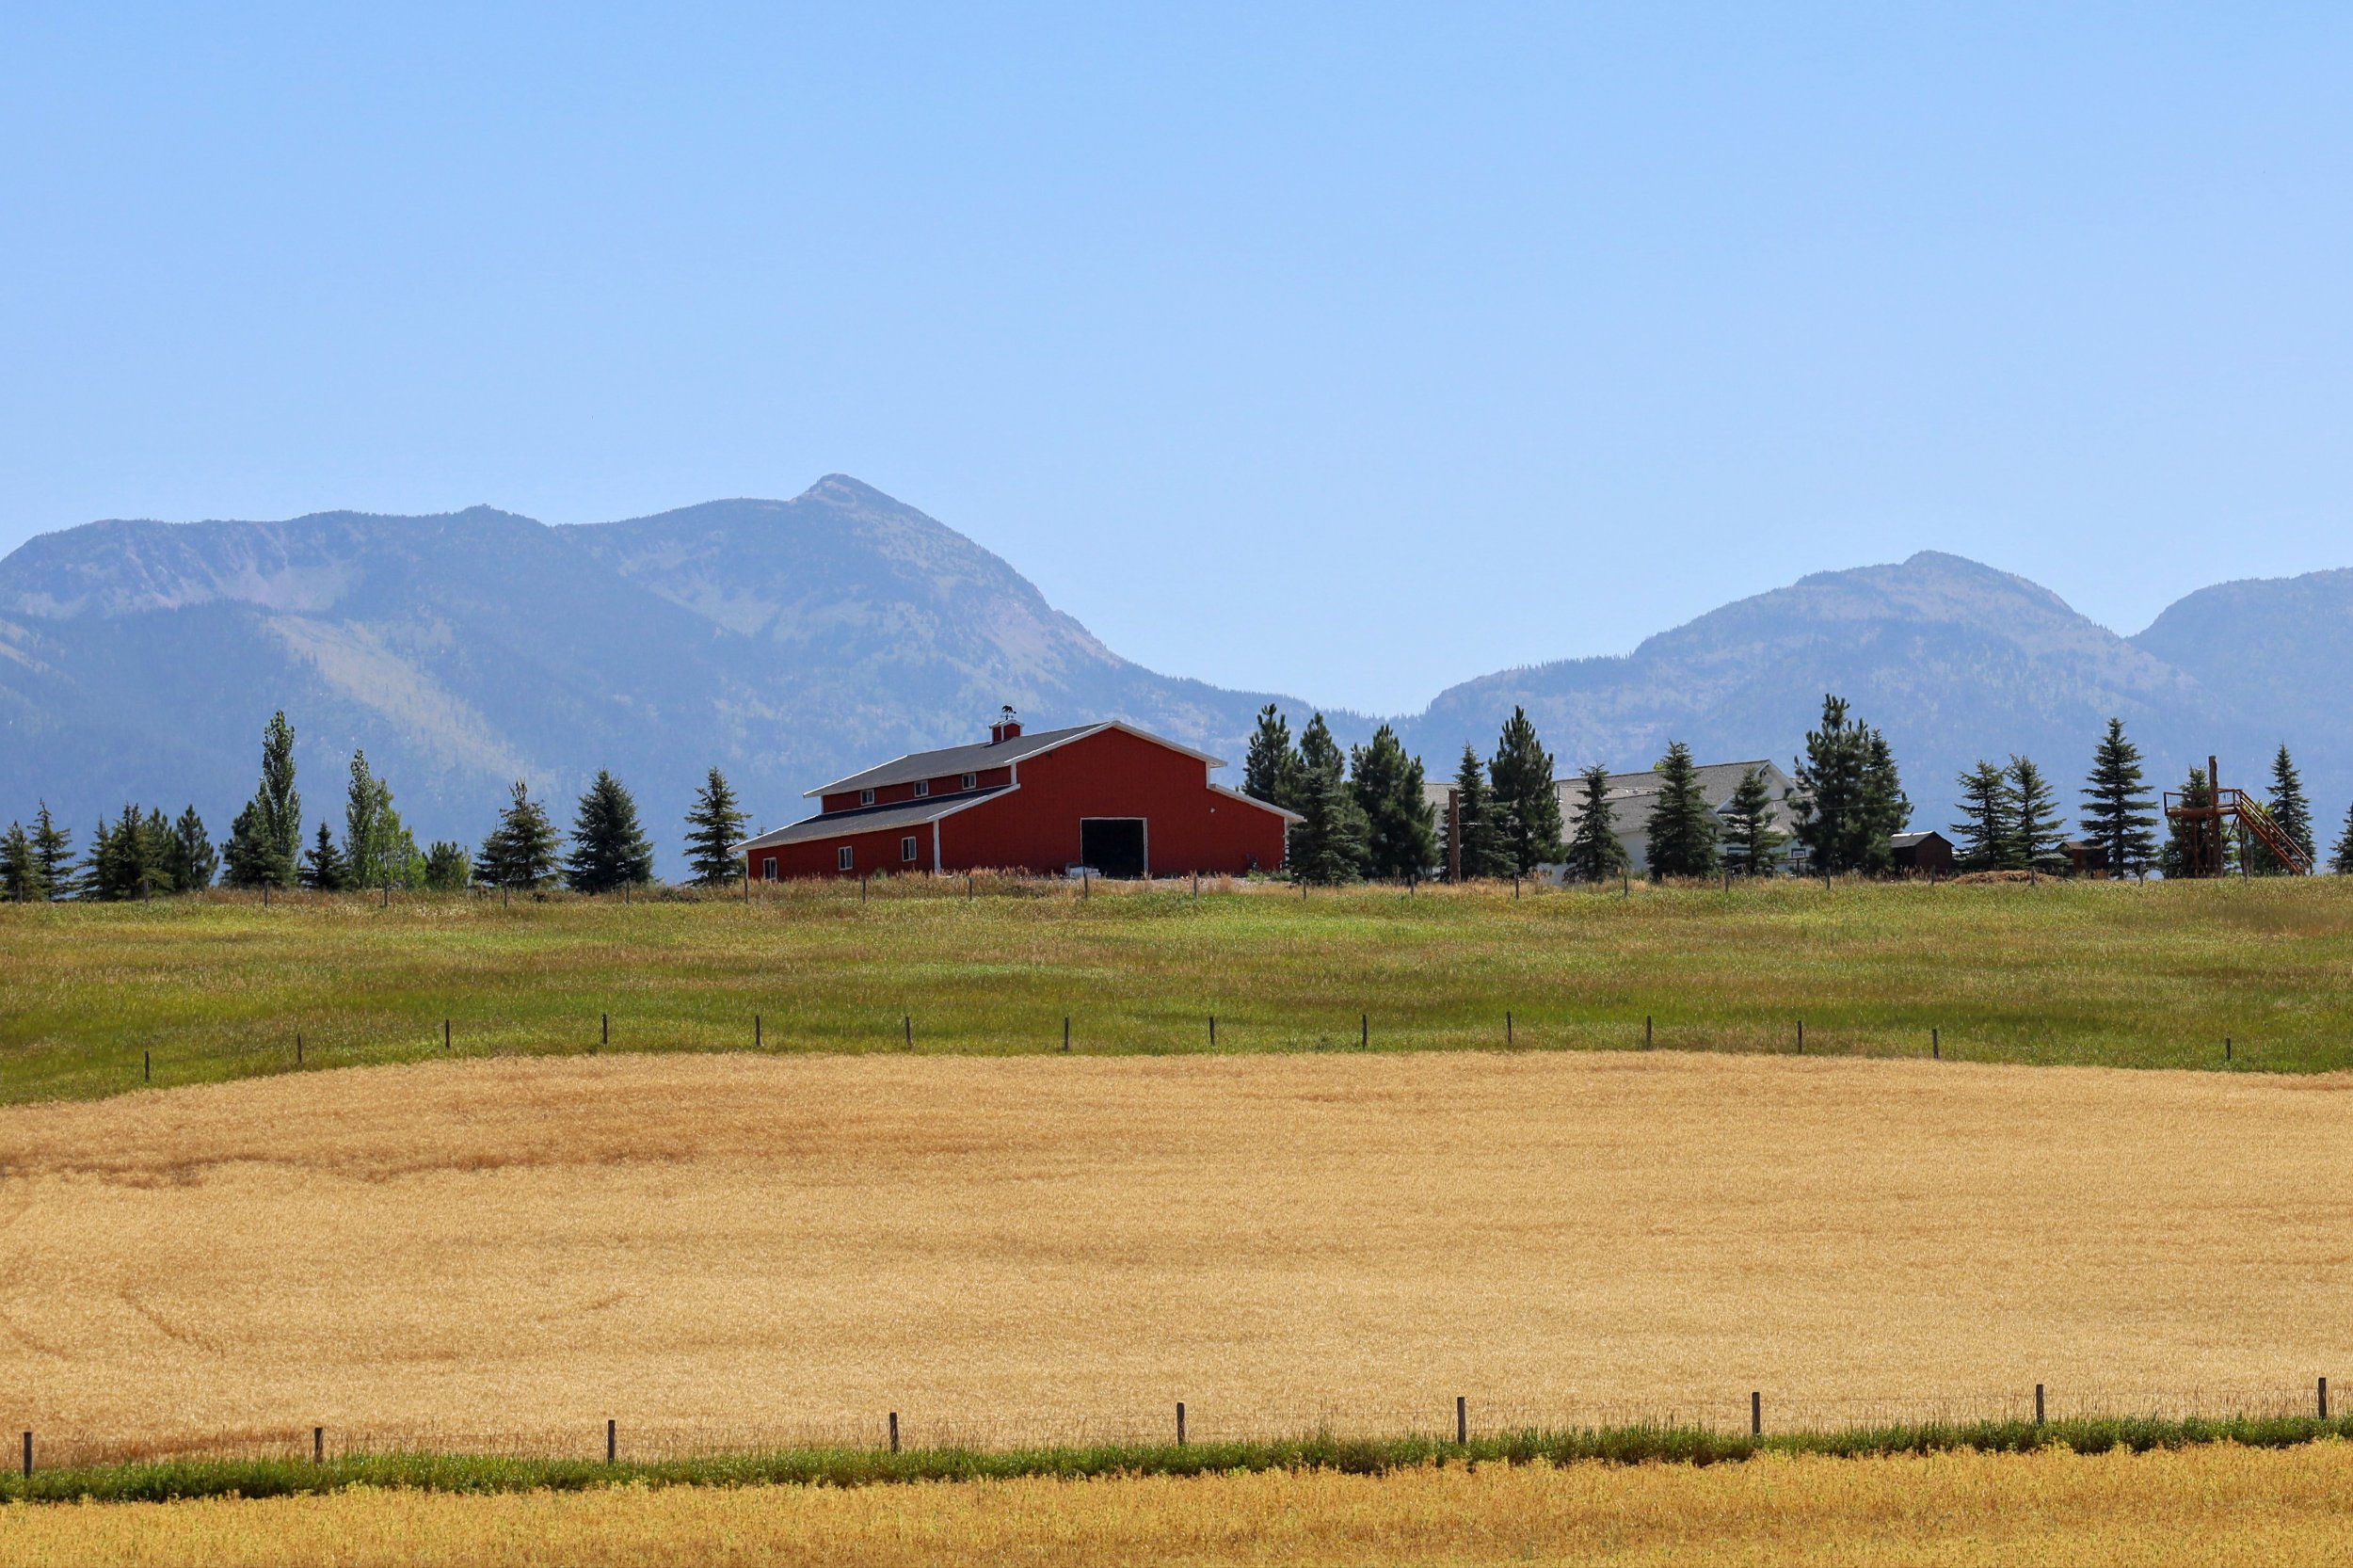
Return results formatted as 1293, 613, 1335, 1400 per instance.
4, 875, 2349, 1105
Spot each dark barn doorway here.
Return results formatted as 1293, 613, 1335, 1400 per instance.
1080, 818, 1147, 879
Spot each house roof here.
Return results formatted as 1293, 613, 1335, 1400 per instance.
1420, 758, 1797, 822
739, 790, 1004, 852
805, 721, 1230, 798
1888, 830, 1950, 849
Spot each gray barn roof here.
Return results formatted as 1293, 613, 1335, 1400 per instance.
807, 725, 1102, 797
741, 791, 1002, 852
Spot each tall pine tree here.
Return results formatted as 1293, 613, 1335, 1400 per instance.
2332, 799, 2353, 874
477, 781, 562, 889
1792, 695, 1909, 874
1289, 714, 1369, 882
2078, 718, 2157, 878
1488, 707, 1565, 874
1950, 760, 2014, 871
1721, 766, 1786, 875
1440, 744, 1514, 880
1643, 742, 1720, 879
166, 806, 218, 891
2249, 744, 2314, 874
1, 822, 41, 901
1242, 704, 1305, 811
565, 770, 656, 893
1561, 762, 1628, 883
683, 767, 751, 886
224, 712, 302, 888
424, 841, 473, 890
1348, 725, 1436, 880
31, 803, 72, 901
2008, 756, 2065, 870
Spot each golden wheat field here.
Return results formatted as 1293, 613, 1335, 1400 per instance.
4, 1050, 2350, 1460
8, 1445, 2353, 1566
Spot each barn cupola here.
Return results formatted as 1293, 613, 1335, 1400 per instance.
989, 705, 1022, 744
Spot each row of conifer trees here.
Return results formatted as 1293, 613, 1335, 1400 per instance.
0, 712, 762, 901
1241, 694, 1910, 885
1952, 721, 2349, 876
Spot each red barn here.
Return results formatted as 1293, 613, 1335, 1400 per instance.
739, 712, 1297, 880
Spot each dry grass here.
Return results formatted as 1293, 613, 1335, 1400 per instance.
3, 1051, 2349, 1460
8, 875, 2353, 1105
8, 1443, 2353, 1565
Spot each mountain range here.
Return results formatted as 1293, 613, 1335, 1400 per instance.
4, 474, 2347, 871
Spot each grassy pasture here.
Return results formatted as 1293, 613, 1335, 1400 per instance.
8, 1440, 2353, 1565
4, 875, 2353, 1103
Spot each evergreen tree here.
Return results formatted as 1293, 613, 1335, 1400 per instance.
424, 840, 473, 891
1289, 714, 1370, 881
565, 770, 657, 893
300, 822, 347, 890
1348, 725, 1437, 880
2249, 744, 2314, 874
1950, 760, 2014, 871
476, 782, 562, 889
1, 822, 40, 901
1242, 704, 1305, 811
1791, 695, 1910, 874
1561, 762, 1629, 883
2078, 718, 2157, 878
1439, 744, 1515, 880
1290, 759, 1370, 884
31, 803, 72, 901
2331, 799, 2353, 875
80, 805, 169, 901
1488, 707, 1565, 873
1721, 766, 1787, 875
166, 806, 217, 892
2008, 755, 2065, 871
1642, 741, 1721, 879
682, 767, 751, 886
224, 712, 301, 888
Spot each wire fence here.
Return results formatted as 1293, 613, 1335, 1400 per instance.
16, 1379, 2340, 1472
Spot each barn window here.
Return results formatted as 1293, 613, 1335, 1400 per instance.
837, 846, 854, 872
913, 780, 930, 797
860, 789, 875, 806
761, 856, 776, 882
902, 835, 919, 862
961, 772, 976, 790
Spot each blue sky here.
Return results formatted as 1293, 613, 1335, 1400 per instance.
4, 5, 2349, 714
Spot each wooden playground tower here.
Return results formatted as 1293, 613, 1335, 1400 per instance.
2164, 754, 2312, 876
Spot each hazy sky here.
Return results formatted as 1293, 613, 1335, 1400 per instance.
5, 6, 2349, 714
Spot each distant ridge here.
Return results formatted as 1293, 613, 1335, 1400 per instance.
4, 482, 2347, 870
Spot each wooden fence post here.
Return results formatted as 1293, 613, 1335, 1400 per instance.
1209, 1016, 1216, 1047
2321, 1376, 2330, 1420
1751, 1392, 1761, 1436
2226, 1036, 2233, 1064
296, 1032, 303, 1065
1507, 1011, 1513, 1046
21, 1430, 29, 1478
1455, 1395, 1466, 1445
888, 1412, 900, 1453
755, 1014, 762, 1048
314, 1426, 324, 1463
2034, 1384, 2045, 1425
1176, 1401, 1187, 1446
144, 1050, 151, 1083
1063, 1016, 1070, 1052
606, 1417, 616, 1464
1797, 1019, 1804, 1054
1931, 1028, 1939, 1060
904, 1016, 913, 1048
1645, 1016, 1653, 1049
1361, 1014, 1369, 1049
601, 1014, 608, 1048
443, 1018, 450, 1051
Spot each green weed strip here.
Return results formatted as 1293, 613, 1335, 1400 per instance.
7, 1414, 2353, 1506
